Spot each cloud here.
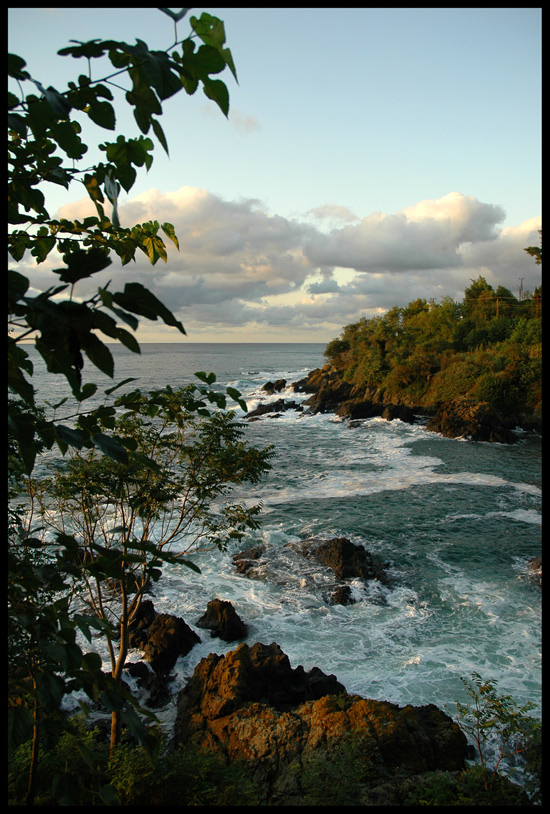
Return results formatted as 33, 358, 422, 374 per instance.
22, 188, 539, 341
230, 110, 261, 135
304, 192, 507, 273
307, 204, 359, 223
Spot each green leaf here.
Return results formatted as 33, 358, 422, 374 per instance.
54, 247, 112, 284
158, 8, 190, 23
92, 432, 129, 464
87, 98, 116, 130
8, 53, 30, 80
36, 672, 66, 710
104, 377, 139, 396
202, 77, 229, 117
152, 117, 169, 154
161, 221, 179, 249
8, 706, 33, 750
195, 371, 217, 385
55, 424, 87, 450
98, 785, 120, 806
112, 282, 186, 334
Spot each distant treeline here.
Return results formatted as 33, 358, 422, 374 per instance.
324, 276, 542, 420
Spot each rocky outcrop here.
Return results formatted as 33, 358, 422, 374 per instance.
527, 556, 542, 587
232, 545, 266, 576
196, 598, 248, 642
426, 399, 517, 443
292, 367, 415, 424
172, 642, 468, 805
293, 367, 525, 442
246, 398, 303, 420
131, 607, 200, 673
301, 537, 387, 583
261, 378, 287, 394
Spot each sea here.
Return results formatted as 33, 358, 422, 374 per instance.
21, 342, 542, 764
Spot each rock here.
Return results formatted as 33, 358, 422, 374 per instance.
381, 403, 415, 423
246, 398, 302, 420
143, 613, 201, 673
125, 660, 174, 708
426, 399, 517, 443
335, 398, 381, 419
329, 585, 355, 605
172, 642, 468, 805
261, 379, 287, 394
527, 556, 542, 586
196, 598, 248, 642
301, 537, 387, 583
233, 546, 265, 576
128, 599, 158, 649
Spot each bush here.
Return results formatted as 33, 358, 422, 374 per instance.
8, 720, 262, 806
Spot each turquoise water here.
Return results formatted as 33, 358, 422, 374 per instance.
24, 343, 541, 735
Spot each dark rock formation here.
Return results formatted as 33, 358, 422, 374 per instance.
233, 545, 265, 576
426, 399, 517, 443
172, 641, 468, 805
329, 584, 355, 605
261, 378, 287, 394
292, 367, 416, 425
246, 398, 302, 420
301, 536, 387, 583
527, 556, 542, 587
125, 660, 174, 708
142, 613, 201, 673
196, 598, 248, 642
128, 599, 158, 650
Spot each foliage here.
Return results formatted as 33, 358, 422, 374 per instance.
453, 672, 541, 801
8, 8, 238, 473
298, 731, 374, 806
324, 276, 542, 419
523, 229, 542, 265
8, 9, 249, 802
17, 379, 272, 757
402, 766, 530, 806
8, 722, 261, 806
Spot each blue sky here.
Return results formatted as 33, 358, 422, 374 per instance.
9, 7, 542, 342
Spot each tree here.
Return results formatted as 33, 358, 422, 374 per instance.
8, 8, 238, 473
523, 229, 542, 265
26, 380, 273, 755
8, 10, 244, 802
454, 672, 541, 799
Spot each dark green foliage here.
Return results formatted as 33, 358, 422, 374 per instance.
8, 722, 261, 806
8, 9, 238, 472
324, 277, 541, 419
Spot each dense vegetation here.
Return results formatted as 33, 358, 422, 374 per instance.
324, 274, 542, 425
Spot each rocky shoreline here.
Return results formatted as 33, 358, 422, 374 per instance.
246, 366, 541, 442
87, 532, 538, 804
110, 608, 531, 806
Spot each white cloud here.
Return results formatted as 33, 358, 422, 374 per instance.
24, 188, 539, 341
304, 192, 507, 273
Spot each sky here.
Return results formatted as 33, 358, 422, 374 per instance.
9, 7, 542, 343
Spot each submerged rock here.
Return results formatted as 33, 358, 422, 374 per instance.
172, 641, 468, 805
232, 545, 265, 576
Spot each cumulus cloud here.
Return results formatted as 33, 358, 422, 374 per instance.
22, 188, 539, 341
304, 192, 507, 273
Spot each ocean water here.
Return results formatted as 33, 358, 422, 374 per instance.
22, 343, 542, 746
